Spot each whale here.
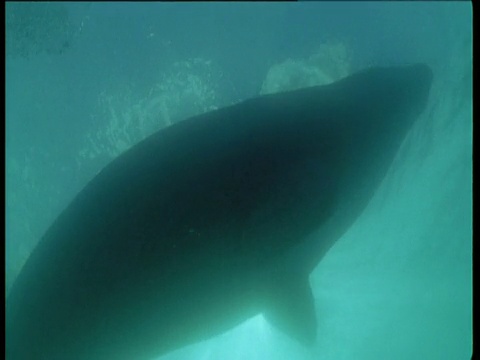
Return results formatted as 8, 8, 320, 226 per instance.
6, 64, 433, 360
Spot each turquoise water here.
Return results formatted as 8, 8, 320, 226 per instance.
6, 3, 471, 359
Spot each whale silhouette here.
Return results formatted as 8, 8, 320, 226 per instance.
6, 64, 433, 360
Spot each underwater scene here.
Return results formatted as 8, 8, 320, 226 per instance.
5, 3, 472, 360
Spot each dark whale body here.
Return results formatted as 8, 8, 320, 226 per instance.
6, 64, 433, 360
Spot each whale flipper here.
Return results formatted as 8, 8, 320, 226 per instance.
264, 273, 317, 345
